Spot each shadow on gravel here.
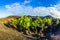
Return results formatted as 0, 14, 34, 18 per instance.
4, 22, 16, 29
4, 22, 21, 32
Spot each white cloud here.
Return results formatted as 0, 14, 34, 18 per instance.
5, 0, 60, 19
23, 0, 31, 5
48, 4, 60, 19
5, 3, 50, 16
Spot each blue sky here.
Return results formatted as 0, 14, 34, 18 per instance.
0, 0, 59, 7
0, 0, 60, 18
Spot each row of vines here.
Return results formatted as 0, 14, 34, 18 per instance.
11, 16, 60, 40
